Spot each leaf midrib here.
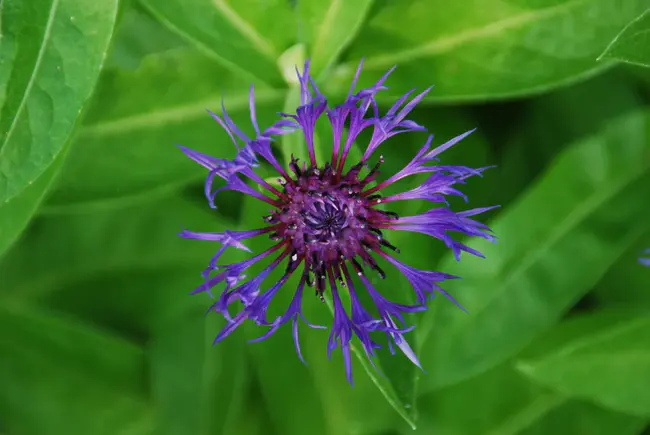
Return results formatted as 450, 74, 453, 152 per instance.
141, 2, 276, 88
0, 0, 60, 184
5, 259, 206, 301
485, 392, 566, 435
311, 0, 342, 62
527, 352, 650, 368
418, 138, 650, 352
599, 9, 650, 61
448, 158, 650, 333
523, 317, 650, 362
344, 0, 590, 70
210, 0, 277, 59
78, 88, 284, 137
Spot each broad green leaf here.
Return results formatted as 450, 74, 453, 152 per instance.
517, 314, 650, 417
489, 68, 643, 206
2, 189, 248, 434
416, 111, 650, 393
296, 0, 374, 79
105, 4, 187, 71
408, 310, 647, 435
226, 392, 273, 435
599, 9, 650, 68
0, 144, 67, 256
149, 310, 248, 435
139, 0, 294, 86
326, 0, 648, 102
0, 193, 223, 306
43, 48, 284, 213
517, 401, 647, 435
411, 364, 566, 435
594, 230, 650, 308
245, 328, 330, 435
0, 303, 152, 435
0, 0, 119, 252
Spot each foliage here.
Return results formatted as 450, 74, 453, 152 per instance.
1, 0, 649, 434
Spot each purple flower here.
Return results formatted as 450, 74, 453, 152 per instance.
178, 60, 496, 384
640, 249, 650, 267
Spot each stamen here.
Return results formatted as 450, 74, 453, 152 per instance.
350, 258, 364, 276
290, 156, 302, 177
377, 210, 400, 220
263, 214, 277, 223
367, 194, 382, 202
369, 262, 386, 279
379, 238, 400, 253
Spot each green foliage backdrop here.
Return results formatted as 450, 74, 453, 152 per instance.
1, 0, 650, 434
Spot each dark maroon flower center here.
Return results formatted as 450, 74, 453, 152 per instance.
263, 157, 401, 300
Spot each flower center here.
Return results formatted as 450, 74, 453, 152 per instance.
262, 158, 401, 299
304, 198, 348, 234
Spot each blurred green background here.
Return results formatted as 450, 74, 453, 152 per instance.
2, 0, 650, 434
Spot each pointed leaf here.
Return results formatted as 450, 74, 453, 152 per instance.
0, 0, 119, 253
149, 311, 248, 435
518, 314, 650, 417
0, 303, 152, 435
44, 49, 284, 213
327, 0, 648, 101
416, 111, 650, 392
599, 9, 650, 68
140, 0, 294, 86
296, 0, 374, 79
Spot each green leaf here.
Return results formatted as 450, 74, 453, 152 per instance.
43, 48, 284, 213
416, 111, 650, 393
516, 401, 647, 435
2, 188, 248, 433
0, 145, 67, 256
0, 0, 119, 252
489, 68, 643, 206
139, 0, 294, 86
599, 9, 650, 68
296, 0, 374, 79
0, 303, 152, 435
412, 364, 566, 435
0, 193, 224, 306
517, 314, 650, 417
409, 310, 647, 435
326, 0, 648, 102
246, 327, 331, 435
149, 310, 248, 435
594, 230, 650, 308
104, 4, 187, 71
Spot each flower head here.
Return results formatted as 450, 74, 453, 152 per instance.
179, 60, 496, 384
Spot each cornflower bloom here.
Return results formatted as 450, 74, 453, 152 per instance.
178, 60, 496, 384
